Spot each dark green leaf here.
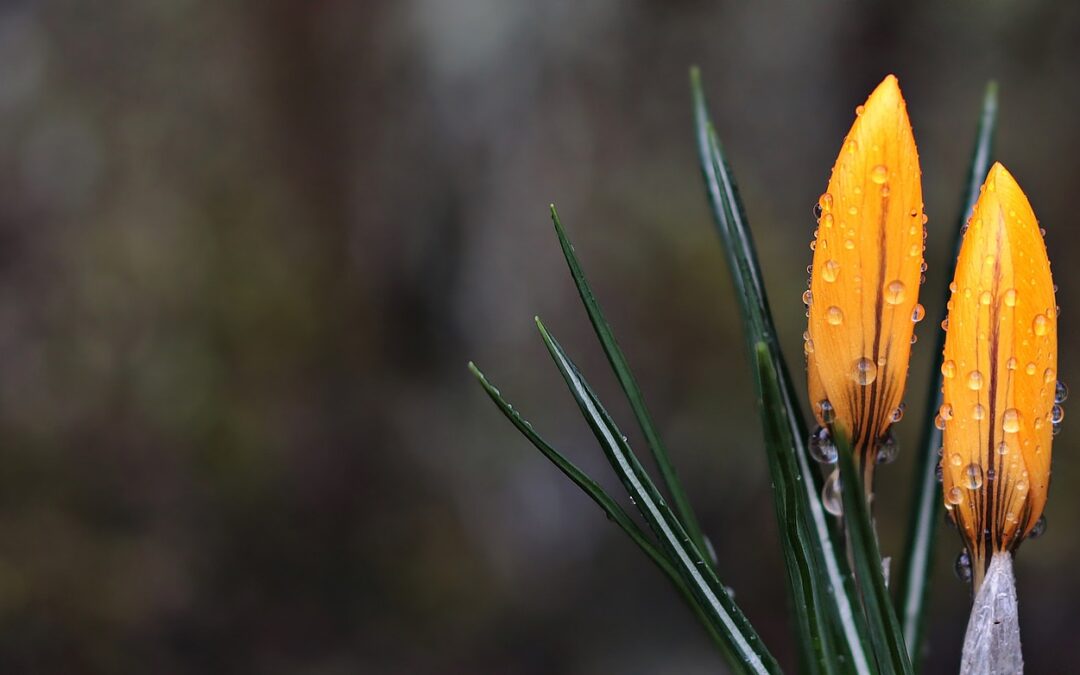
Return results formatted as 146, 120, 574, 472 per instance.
467, 361, 730, 649
895, 81, 998, 667
548, 205, 709, 564
753, 343, 839, 675
691, 66, 874, 674
835, 434, 913, 675
536, 318, 781, 675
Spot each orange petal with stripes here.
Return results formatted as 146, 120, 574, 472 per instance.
806, 75, 925, 489
940, 162, 1057, 591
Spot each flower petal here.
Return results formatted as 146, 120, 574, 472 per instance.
807, 75, 924, 480
940, 162, 1056, 590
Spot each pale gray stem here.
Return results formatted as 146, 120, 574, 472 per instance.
960, 552, 1023, 675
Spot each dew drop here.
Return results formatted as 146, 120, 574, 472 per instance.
954, 550, 972, 583
1044, 368, 1056, 384
1025, 362, 1037, 376
844, 239, 855, 250
947, 487, 964, 506
1029, 515, 1047, 539
822, 213, 834, 229
819, 193, 833, 211
972, 404, 986, 421
1002, 409, 1022, 433
996, 441, 1009, 456
871, 164, 889, 184
940, 403, 954, 420
891, 403, 905, 423
911, 304, 925, 322
1016, 479, 1028, 493
934, 414, 946, 430
822, 259, 840, 282
963, 463, 984, 489
1051, 404, 1065, 424
819, 399, 836, 423
848, 206, 858, 216
855, 105, 865, 116
950, 452, 963, 467
1055, 380, 1069, 403
941, 360, 957, 378
826, 306, 844, 326
822, 470, 843, 516
979, 291, 992, 306
852, 358, 877, 385
884, 280, 906, 305
808, 426, 838, 464
1033, 314, 1049, 336
966, 370, 984, 391
1003, 288, 1018, 307
941, 318, 949, 331
876, 434, 899, 465
1006, 357, 1018, 371
804, 339, 815, 355
802, 289, 813, 307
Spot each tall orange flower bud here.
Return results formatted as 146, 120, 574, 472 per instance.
940, 162, 1059, 592
805, 75, 926, 504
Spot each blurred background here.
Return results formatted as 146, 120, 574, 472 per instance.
0, 1, 1078, 673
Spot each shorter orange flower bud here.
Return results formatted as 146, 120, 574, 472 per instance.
939, 163, 1058, 591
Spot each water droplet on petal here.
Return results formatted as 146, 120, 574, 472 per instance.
852, 358, 877, 385
871, 164, 889, 184
827, 306, 844, 325
964, 463, 984, 489
912, 304, 925, 322
954, 550, 972, 583
941, 360, 957, 378
940, 403, 954, 420
802, 289, 813, 307
996, 441, 1009, 456
819, 193, 833, 211
1003, 288, 1018, 307
1003, 409, 1022, 433
822, 213, 834, 229
967, 370, 984, 391
1026, 362, 1037, 376
822, 470, 843, 516
1006, 357, 1018, 371
891, 403, 905, 423
1029, 515, 1047, 539
819, 399, 836, 424
1055, 380, 1069, 403
844, 239, 855, 250
979, 291, 992, 306
884, 280, 906, 305
1033, 314, 1049, 336
808, 426, 838, 464
822, 259, 840, 282
950, 452, 963, 467
1051, 404, 1065, 424
972, 404, 985, 420
1044, 368, 1056, 384
876, 434, 898, 465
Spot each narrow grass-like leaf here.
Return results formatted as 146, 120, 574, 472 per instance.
836, 434, 913, 675
691, 66, 874, 675
753, 343, 838, 675
548, 205, 709, 563
896, 81, 998, 666
467, 361, 728, 649
536, 317, 781, 675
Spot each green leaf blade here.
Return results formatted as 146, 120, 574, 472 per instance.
691, 66, 874, 675
896, 81, 998, 667
753, 343, 840, 675
536, 319, 781, 675
548, 205, 709, 565
836, 434, 913, 675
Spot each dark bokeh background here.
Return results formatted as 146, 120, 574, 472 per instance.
1, 2, 1079, 673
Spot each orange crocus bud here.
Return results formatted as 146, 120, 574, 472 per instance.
805, 74, 925, 504
940, 162, 1059, 591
